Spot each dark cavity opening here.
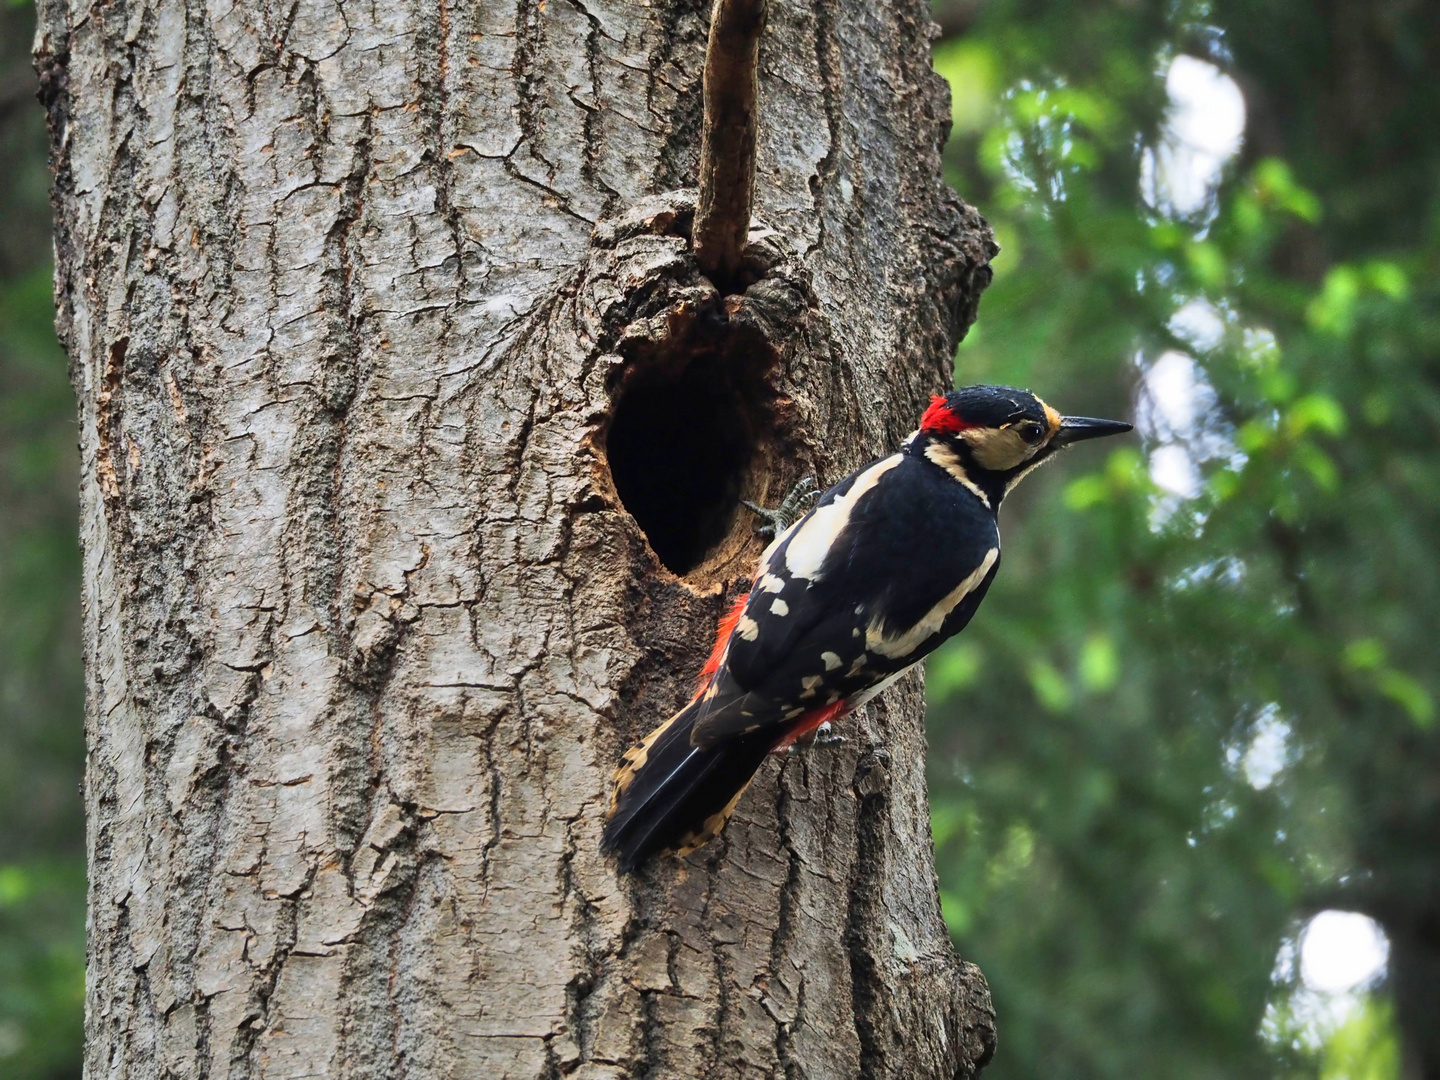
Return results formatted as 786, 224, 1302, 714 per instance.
606, 353, 761, 575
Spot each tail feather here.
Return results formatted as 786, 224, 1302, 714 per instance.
602, 701, 771, 872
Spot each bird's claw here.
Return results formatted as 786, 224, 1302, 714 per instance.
742, 476, 820, 540
784, 721, 846, 753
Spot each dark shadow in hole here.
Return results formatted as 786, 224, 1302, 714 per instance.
606, 351, 762, 576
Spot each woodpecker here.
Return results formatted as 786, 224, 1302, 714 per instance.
602, 385, 1131, 872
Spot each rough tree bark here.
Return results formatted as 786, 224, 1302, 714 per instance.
38, 0, 996, 1075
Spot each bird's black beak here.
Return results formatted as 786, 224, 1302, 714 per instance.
1052, 415, 1133, 447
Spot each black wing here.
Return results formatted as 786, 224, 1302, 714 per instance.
690, 450, 1000, 747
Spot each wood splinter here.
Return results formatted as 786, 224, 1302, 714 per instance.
692, 0, 768, 286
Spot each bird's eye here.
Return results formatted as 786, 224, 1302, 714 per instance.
1018, 421, 1046, 444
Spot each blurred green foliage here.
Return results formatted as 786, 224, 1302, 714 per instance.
1319, 999, 1400, 1080
1, 0, 1436, 1077
0, 860, 84, 1079
927, 1, 1439, 1079
0, 4, 85, 1078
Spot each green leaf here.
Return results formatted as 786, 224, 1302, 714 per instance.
1027, 658, 1073, 713
1376, 670, 1436, 730
0, 867, 32, 907
930, 800, 971, 849
1251, 157, 1322, 222
1078, 633, 1119, 692
1230, 191, 1264, 237
986, 823, 1038, 887
1258, 368, 1298, 403
1343, 639, 1387, 671
1364, 260, 1409, 300
1286, 393, 1347, 437
1294, 442, 1339, 491
1306, 266, 1361, 336
1320, 996, 1401, 1080
932, 39, 999, 135
939, 889, 972, 936
928, 641, 984, 700
1185, 241, 1226, 289
1236, 418, 1275, 454
1063, 472, 1110, 511
1207, 467, 1241, 503
1105, 446, 1147, 487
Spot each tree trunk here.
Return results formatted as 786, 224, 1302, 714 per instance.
38, 0, 996, 1075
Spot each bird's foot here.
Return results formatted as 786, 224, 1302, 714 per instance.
742, 476, 820, 540
782, 721, 846, 753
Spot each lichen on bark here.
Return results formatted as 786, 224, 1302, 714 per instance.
39, 0, 997, 1075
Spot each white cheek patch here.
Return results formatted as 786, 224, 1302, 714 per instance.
784, 454, 904, 581
865, 547, 999, 659
960, 427, 1034, 473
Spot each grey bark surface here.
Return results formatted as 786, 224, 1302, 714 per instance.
37, 0, 997, 1076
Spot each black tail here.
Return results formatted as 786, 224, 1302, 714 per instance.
602, 701, 772, 872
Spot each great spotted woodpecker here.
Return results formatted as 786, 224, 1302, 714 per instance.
602, 385, 1131, 871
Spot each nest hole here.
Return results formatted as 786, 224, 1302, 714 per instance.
606, 351, 765, 576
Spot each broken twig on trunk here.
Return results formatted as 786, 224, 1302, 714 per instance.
692, 0, 767, 286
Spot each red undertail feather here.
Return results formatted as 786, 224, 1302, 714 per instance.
773, 700, 849, 751
697, 593, 750, 695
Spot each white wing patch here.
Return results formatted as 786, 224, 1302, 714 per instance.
865, 547, 999, 660
784, 454, 904, 581
759, 517, 802, 565
759, 573, 786, 593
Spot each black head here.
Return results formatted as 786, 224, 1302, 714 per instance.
916, 384, 1131, 499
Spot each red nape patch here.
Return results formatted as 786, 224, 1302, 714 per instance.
920, 394, 972, 435
695, 593, 750, 696
772, 700, 849, 752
